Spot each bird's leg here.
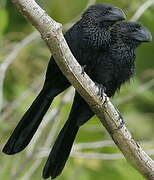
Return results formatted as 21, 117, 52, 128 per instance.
81, 65, 87, 76
95, 82, 106, 101
115, 107, 125, 129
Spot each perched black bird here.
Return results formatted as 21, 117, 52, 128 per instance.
43, 21, 152, 179
2, 4, 125, 155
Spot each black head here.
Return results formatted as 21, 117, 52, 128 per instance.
82, 4, 126, 27
111, 21, 152, 45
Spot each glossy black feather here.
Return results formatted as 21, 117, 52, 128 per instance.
43, 92, 93, 179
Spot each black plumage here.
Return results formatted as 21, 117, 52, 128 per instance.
3, 4, 125, 155
43, 21, 152, 179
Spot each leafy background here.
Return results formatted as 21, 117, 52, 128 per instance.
0, 0, 154, 179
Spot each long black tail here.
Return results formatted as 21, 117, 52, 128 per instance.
3, 88, 53, 155
43, 118, 79, 179
43, 92, 94, 179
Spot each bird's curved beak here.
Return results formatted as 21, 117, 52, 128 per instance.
104, 7, 126, 21
132, 26, 152, 42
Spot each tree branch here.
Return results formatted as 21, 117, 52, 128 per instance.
10, 0, 154, 179
33, 148, 154, 161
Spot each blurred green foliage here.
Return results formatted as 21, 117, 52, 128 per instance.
1, 0, 154, 180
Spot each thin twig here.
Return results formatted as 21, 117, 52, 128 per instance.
0, 74, 43, 122
0, 31, 40, 113
131, 0, 154, 21
20, 159, 42, 180
71, 152, 123, 160
43, 102, 64, 148
25, 107, 59, 155
114, 78, 154, 105
34, 148, 154, 161
72, 140, 114, 151
71, 149, 154, 160
10, 156, 32, 180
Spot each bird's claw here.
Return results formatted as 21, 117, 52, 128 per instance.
95, 82, 106, 100
81, 65, 87, 76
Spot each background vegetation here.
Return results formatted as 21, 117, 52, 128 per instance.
1, 0, 154, 179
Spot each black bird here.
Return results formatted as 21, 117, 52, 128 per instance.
43, 21, 152, 179
3, 4, 125, 155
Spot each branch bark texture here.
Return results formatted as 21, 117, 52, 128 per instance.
10, 0, 154, 179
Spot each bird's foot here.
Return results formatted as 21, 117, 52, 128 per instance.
81, 65, 87, 76
95, 82, 106, 101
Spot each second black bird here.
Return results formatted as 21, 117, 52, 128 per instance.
43, 21, 152, 179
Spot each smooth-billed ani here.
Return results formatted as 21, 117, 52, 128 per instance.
43, 21, 152, 179
3, 4, 125, 155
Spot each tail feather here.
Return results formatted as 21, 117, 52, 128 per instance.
43, 92, 94, 179
43, 119, 79, 179
3, 89, 53, 155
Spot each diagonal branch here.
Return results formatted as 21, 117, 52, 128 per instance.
9, 0, 154, 179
